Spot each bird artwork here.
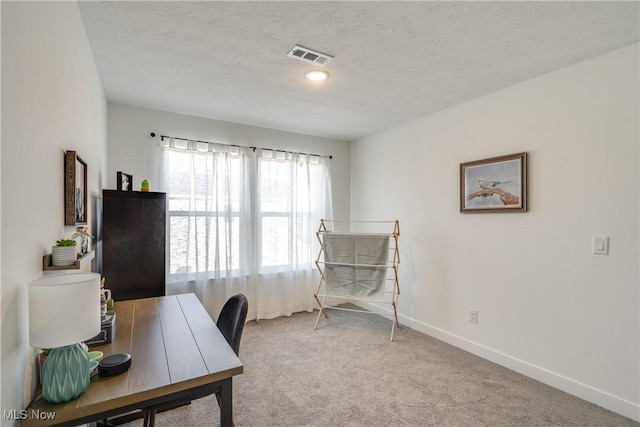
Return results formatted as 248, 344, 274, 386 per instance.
477, 179, 511, 189
462, 153, 526, 211
467, 178, 519, 207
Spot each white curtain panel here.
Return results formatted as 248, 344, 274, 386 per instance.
156, 138, 333, 321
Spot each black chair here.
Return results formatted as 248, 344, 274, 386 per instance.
217, 293, 249, 356
106, 294, 248, 427
211, 293, 248, 411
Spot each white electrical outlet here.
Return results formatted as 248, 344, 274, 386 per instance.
469, 309, 478, 324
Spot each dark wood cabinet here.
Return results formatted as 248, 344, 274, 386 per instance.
102, 190, 166, 301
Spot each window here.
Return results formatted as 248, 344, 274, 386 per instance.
157, 140, 332, 283
258, 156, 327, 272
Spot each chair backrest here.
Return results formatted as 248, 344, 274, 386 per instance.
216, 294, 248, 356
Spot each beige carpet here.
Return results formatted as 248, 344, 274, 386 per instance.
121, 307, 637, 426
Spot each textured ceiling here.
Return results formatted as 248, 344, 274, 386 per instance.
78, 1, 639, 141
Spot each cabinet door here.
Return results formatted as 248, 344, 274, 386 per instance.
102, 191, 166, 300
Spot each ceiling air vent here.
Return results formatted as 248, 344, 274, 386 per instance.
287, 45, 334, 67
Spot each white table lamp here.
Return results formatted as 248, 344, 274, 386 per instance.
29, 273, 101, 403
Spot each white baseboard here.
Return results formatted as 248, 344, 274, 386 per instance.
351, 300, 640, 422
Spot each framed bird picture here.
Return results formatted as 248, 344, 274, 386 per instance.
460, 152, 527, 213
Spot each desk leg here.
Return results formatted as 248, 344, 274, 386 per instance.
219, 378, 233, 427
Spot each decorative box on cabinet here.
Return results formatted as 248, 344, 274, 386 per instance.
102, 190, 166, 301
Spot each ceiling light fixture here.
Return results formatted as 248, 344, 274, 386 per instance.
305, 70, 329, 82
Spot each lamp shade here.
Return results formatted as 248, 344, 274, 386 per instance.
29, 273, 101, 349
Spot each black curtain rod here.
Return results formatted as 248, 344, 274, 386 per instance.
149, 132, 332, 159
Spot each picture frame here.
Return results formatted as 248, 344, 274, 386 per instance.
117, 171, 133, 191
460, 152, 527, 213
64, 150, 88, 225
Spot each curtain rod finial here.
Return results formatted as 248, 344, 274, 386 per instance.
150, 132, 156, 138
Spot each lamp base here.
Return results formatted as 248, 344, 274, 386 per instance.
41, 343, 90, 403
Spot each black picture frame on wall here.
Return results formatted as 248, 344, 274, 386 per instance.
64, 150, 88, 226
117, 171, 133, 191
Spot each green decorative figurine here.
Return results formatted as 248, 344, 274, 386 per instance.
141, 179, 150, 192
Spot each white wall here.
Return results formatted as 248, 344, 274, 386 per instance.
107, 103, 351, 222
0, 2, 107, 423
351, 43, 639, 420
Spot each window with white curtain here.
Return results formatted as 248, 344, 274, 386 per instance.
258, 152, 329, 272
160, 144, 246, 277
156, 137, 333, 320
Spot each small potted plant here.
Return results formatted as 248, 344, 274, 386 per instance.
51, 238, 78, 267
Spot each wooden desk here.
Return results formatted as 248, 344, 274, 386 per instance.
23, 294, 243, 427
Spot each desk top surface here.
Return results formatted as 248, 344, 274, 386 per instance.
24, 293, 243, 426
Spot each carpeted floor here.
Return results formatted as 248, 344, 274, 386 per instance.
120, 307, 638, 426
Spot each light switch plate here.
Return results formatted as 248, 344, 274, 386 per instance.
592, 236, 609, 255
